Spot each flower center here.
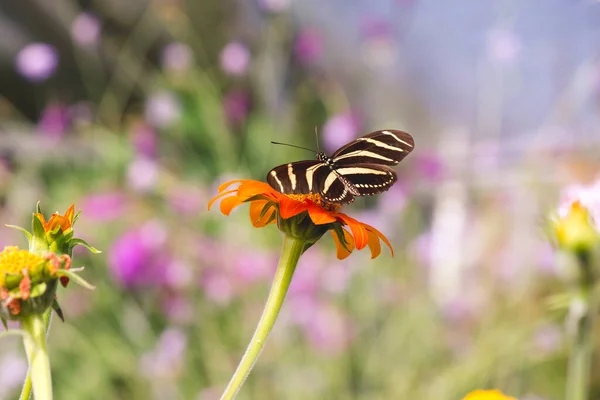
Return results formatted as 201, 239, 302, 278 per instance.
285, 193, 342, 212
0, 247, 46, 287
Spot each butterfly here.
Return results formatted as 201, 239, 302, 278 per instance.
266, 129, 414, 204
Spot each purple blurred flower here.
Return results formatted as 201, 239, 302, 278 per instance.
379, 183, 408, 213
220, 42, 250, 76
360, 16, 392, 39
131, 123, 157, 158
303, 303, 354, 355
15, 43, 59, 82
145, 91, 181, 128
223, 89, 250, 125
108, 222, 169, 288
233, 250, 275, 284
0, 353, 27, 395
127, 157, 158, 191
37, 103, 69, 140
139, 328, 187, 379
200, 270, 235, 305
294, 28, 323, 65
257, 0, 290, 13
533, 324, 563, 356
359, 17, 397, 68
162, 295, 193, 324
80, 191, 125, 221
415, 152, 445, 182
486, 29, 521, 65
559, 177, 600, 225
322, 112, 361, 153
71, 13, 101, 46
168, 185, 206, 215
161, 42, 193, 73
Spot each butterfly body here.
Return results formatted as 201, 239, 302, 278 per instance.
267, 130, 414, 204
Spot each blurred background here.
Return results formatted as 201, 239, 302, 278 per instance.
1, 0, 600, 399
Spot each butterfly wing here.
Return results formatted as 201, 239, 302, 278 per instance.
332, 129, 414, 166
267, 160, 327, 195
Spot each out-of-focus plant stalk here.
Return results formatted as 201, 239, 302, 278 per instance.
20, 313, 52, 400
19, 309, 52, 400
565, 252, 597, 400
219, 236, 305, 400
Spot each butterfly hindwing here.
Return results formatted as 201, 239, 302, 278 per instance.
332, 129, 414, 166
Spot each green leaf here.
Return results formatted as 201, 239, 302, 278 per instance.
1, 317, 6, 330
69, 238, 102, 254
4, 225, 32, 242
56, 269, 96, 290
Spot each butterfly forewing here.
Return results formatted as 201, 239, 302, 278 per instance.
267, 160, 326, 195
332, 130, 414, 166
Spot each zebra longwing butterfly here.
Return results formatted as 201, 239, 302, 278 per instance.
267, 129, 414, 204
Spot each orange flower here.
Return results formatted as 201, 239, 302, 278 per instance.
35, 204, 75, 233
208, 179, 393, 259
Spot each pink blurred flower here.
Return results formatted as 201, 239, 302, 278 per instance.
161, 42, 193, 72
322, 112, 361, 153
533, 324, 563, 356
37, 103, 69, 140
223, 89, 250, 125
487, 29, 521, 64
145, 91, 181, 128
127, 157, 158, 191
233, 250, 276, 284
303, 303, 354, 355
220, 42, 250, 76
163, 295, 193, 324
15, 43, 58, 82
294, 28, 323, 65
200, 270, 235, 305
415, 152, 445, 182
80, 191, 125, 221
71, 13, 101, 46
167, 185, 207, 215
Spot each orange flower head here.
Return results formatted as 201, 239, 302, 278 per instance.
35, 204, 76, 234
208, 179, 393, 259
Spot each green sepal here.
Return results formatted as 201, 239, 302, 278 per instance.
69, 238, 102, 254
32, 213, 45, 239
72, 211, 82, 225
1, 317, 7, 330
4, 224, 32, 242
56, 269, 95, 290
3, 273, 22, 290
36, 201, 42, 214
52, 300, 65, 322
331, 223, 352, 252
0, 329, 29, 340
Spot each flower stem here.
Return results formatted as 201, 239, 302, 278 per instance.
20, 313, 53, 400
19, 309, 52, 400
219, 236, 306, 400
565, 254, 598, 400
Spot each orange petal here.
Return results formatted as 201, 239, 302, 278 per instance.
34, 213, 48, 230
335, 213, 368, 250
279, 197, 308, 219
64, 204, 75, 224
217, 179, 244, 192
331, 229, 355, 260
220, 196, 244, 215
306, 201, 337, 225
364, 224, 394, 257
208, 189, 238, 210
237, 180, 278, 201
365, 230, 381, 259
249, 200, 276, 227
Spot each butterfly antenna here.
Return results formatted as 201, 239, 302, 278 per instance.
270, 141, 317, 153
314, 126, 321, 152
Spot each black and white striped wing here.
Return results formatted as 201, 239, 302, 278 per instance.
266, 161, 327, 195
332, 129, 414, 166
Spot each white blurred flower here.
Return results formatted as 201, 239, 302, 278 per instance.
15, 43, 58, 82
219, 42, 250, 76
145, 91, 181, 128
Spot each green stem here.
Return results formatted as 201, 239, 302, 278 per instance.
19, 309, 52, 400
20, 313, 53, 400
219, 236, 305, 400
565, 255, 598, 400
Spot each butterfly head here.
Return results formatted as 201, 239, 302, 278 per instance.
316, 152, 330, 164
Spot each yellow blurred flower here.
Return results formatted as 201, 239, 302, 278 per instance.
462, 389, 516, 400
553, 201, 599, 252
